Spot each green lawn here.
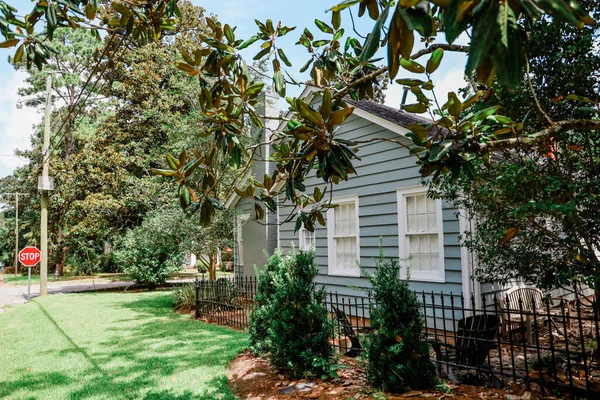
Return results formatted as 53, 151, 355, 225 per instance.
2, 270, 233, 285
2, 274, 41, 285
1, 274, 124, 285
0, 292, 247, 399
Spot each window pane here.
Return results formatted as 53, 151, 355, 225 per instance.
335, 236, 357, 270
348, 202, 356, 235
427, 212, 437, 232
430, 234, 439, 251
416, 194, 426, 214
407, 196, 415, 216
419, 235, 429, 253
417, 214, 427, 232
430, 252, 439, 270
426, 196, 436, 213
407, 215, 417, 232
411, 254, 421, 271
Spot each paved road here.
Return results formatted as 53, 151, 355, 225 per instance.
0, 275, 134, 313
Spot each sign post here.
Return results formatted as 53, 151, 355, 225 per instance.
18, 246, 41, 302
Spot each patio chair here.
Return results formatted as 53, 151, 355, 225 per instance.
430, 314, 501, 371
331, 305, 368, 357
498, 287, 544, 344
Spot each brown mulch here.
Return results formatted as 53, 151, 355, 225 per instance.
227, 352, 542, 400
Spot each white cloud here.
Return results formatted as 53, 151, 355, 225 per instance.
0, 70, 40, 179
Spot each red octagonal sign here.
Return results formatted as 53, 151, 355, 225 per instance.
19, 246, 41, 267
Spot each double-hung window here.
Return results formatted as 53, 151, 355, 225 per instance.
327, 195, 360, 276
299, 225, 315, 251
397, 187, 445, 282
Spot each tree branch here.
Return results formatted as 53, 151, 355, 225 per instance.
479, 120, 600, 153
525, 54, 554, 127
333, 43, 470, 100
410, 43, 470, 60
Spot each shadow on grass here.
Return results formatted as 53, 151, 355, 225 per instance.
0, 293, 246, 400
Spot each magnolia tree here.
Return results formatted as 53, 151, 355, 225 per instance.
0, 0, 598, 284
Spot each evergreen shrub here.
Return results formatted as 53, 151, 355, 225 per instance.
365, 253, 436, 392
249, 250, 334, 378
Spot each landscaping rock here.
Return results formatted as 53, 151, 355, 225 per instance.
280, 382, 317, 394
227, 351, 542, 400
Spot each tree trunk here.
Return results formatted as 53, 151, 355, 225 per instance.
594, 281, 600, 360
55, 228, 65, 276
208, 252, 217, 281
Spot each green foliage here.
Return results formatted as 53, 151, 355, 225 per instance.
248, 250, 285, 354
365, 252, 435, 393
431, 1, 600, 292
97, 252, 120, 274
173, 279, 238, 312
249, 250, 333, 378
172, 283, 196, 311
196, 260, 208, 273
114, 208, 185, 286
0, 211, 12, 267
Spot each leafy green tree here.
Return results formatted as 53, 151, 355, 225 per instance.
365, 252, 435, 392
255, 250, 333, 378
0, 2, 222, 277
14, 28, 104, 160
0, 210, 12, 267
1, 0, 595, 229
1, 0, 599, 300
114, 207, 185, 287
430, 0, 600, 297
248, 249, 284, 354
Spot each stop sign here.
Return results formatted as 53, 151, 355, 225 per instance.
19, 246, 41, 267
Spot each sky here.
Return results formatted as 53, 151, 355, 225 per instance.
0, 0, 468, 179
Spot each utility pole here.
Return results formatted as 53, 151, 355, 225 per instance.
39, 73, 54, 297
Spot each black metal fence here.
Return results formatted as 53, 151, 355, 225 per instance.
191, 277, 600, 396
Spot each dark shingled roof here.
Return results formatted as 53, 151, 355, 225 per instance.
345, 99, 429, 129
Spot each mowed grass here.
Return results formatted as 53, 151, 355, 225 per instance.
2, 274, 41, 285
0, 292, 248, 399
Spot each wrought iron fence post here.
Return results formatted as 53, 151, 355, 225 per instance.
194, 278, 200, 319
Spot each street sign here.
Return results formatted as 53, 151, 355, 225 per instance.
19, 246, 41, 267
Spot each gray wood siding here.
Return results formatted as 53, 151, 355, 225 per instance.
237, 196, 270, 277
278, 113, 465, 297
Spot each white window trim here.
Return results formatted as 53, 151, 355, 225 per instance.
235, 213, 250, 267
397, 186, 445, 283
327, 194, 361, 277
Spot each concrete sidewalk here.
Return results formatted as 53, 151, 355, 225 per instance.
0, 274, 133, 313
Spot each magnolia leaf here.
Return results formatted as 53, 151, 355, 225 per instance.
360, 5, 389, 62
315, 19, 334, 34
426, 48, 444, 74
151, 168, 178, 177
400, 58, 425, 73
0, 39, 19, 48
428, 141, 452, 162
85, 2, 96, 20
277, 48, 292, 67
498, 227, 518, 245
332, 10, 341, 30
466, 0, 499, 81
395, 78, 426, 86
255, 203, 265, 220
174, 62, 199, 75
238, 36, 258, 50
402, 103, 427, 113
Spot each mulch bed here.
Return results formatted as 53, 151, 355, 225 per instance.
227, 352, 543, 400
